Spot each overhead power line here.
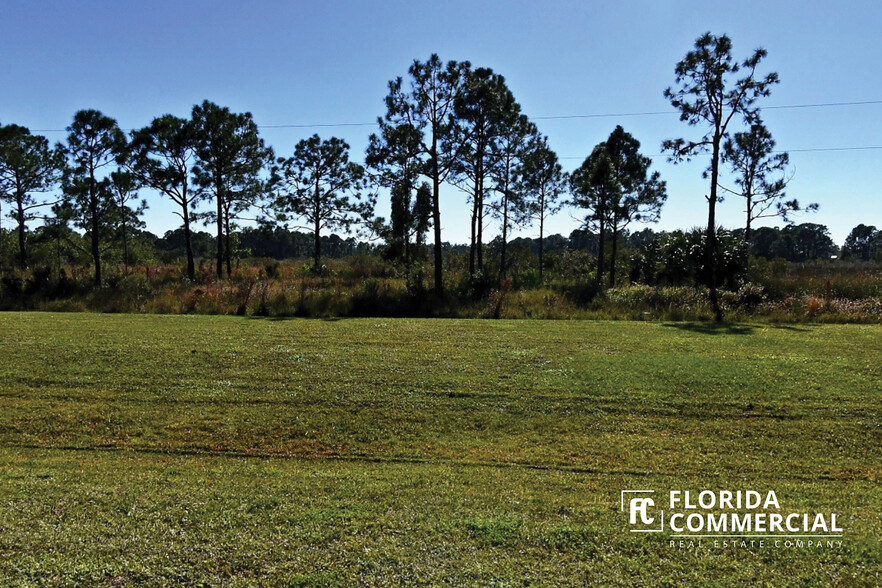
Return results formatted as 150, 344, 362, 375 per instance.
260, 122, 377, 129
782, 145, 882, 153
559, 145, 882, 160
533, 110, 671, 120
763, 99, 882, 110
261, 99, 882, 126
535, 99, 882, 121
22, 100, 882, 161
25, 99, 882, 133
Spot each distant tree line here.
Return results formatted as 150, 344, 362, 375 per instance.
0, 219, 862, 278
2, 32, 874, 303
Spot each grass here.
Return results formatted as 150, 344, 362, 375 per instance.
0, 313, 880, 585
6, 256, 882, 321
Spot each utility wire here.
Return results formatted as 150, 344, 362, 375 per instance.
535, 99, 882, 121
763, 100, 882, 110
781, 145, 882, 153
260, 122, 377, 129
560, 145, 882, 160
24, 100, 882, 162
26, 99, 882, 133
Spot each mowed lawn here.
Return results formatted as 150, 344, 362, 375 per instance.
0, 313, 879, 586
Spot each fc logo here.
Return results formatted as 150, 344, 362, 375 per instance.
630, 497, 655, 525
621, 490, 664, 533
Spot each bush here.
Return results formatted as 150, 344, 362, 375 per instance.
457, 271, 495, 302
630, 228, 748, 290
736, 283, 766, 310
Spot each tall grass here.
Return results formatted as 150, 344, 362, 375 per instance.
2, 255, 881, 322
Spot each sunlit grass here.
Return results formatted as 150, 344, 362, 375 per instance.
0, 313, 879, 585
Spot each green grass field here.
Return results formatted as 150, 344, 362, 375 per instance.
1, 314, 879, 586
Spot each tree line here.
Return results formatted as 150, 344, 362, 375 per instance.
3, 33, 862, 301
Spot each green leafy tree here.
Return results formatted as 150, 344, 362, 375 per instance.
638, 228, 747, 289
60, 109, 128, 285
382, 181, 432, 283
379, 54, 470, 292
108, 171, 147, 273
605, 127, 666, 287
191, 100, 272, 278
366, 120, 423, 202
841, 224, 879, 261
723, 121, 815, 241
365, 121, 430, 280
742, 225, 781, 259
490, 107, 537, 281
34, 201, 83, 273
516, 134, 567, 282
0, 124, 64, 269
663, 32, 778, 319
571, 143, 614, 287
572, 127, 666, 288
771, 223, 836, 261
272, 135, 373, 271
451, 66, 515, 276
129, 115, 199, 279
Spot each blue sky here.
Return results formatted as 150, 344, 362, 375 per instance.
2, 0, 880, 245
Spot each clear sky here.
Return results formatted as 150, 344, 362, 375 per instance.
1, 0, 880, 245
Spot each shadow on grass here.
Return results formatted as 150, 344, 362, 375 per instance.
767, 324, 812, 332
244, 315, 344, 322
662, 321, 756, 336
245, 315, 297, 322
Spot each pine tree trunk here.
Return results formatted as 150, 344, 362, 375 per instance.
500, 158, 511, 281
55, 224, 63, 275
610, 228, 618, 288
0, 200, 4, 272
122, 222, 129, 274
183, 206, 195, 281
610, 210, 619, 288
215, 171, 224, 280
431, 148, 443, 294
706, 134, 722, 321
16, 193, 27, 270
477, 187, 484, 272
224, 213, 232, 277
313, 182, 322, 272
597, 200, 606, 289
469, 198, 477, 277
538, 202, 545, 283
313, 218, 321, 272
404, 231, 411, 283
90, 168, 102, 286
476, 146, 484, 273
